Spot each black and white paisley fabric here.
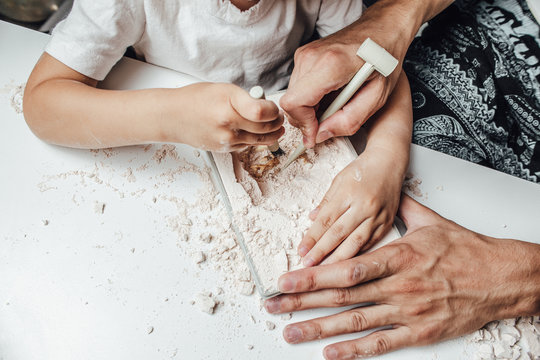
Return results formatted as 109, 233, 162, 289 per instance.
404, 0, 540, 183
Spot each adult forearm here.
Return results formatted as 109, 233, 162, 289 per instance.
348, 0, 454, 62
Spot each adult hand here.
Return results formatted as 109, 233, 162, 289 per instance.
264, 195, 540, 359
280, 0, 453, 148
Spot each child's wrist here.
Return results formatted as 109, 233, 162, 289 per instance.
361, 142, 409, 174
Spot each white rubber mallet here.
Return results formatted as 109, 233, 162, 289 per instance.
281, 38, 399, 170
249, 86, 284, 157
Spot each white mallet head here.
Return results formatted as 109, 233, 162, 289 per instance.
356, 38, 399, 77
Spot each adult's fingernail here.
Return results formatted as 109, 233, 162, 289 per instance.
316, 130, 333, 143
278, 276, 296, 292
303, 255, 315, 267
284, 326, 303, 343
302, 135, 309, 146
298, 245, 309, 257
324, 347, 339, 360
264, 298, 280, 313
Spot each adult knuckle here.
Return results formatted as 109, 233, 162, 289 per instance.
290, 294, 303, 309
310, 322, 324, 340
295, 45, 314, 61
392, 242, 416, 266
349, 310, 369, 331
373, 334, 391, 355
306, 272, 317, 291
322, 49, 343, 66
332, 288, 350, 306
348, 262, 367, 284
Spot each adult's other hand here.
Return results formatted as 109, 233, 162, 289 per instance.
280, 0, 452, 148
264, 195, 540, 359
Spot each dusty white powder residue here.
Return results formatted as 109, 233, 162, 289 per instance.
1, 81, 25, 114
466, 317, 540, 360
403, 172, 425, 198
153, 144, 179, 164
123, 167, 137, 183
213, 92, 358, 296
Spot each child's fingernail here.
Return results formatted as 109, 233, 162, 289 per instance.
298, 245, 309, 257
309, 208, 319, 220
316, 130, 333, 143
303, 255, 315, 267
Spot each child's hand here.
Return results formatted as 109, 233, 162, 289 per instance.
178, 83, 284, 152
298, 147, 403, 267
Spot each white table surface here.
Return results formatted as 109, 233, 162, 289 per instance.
1, 21, 539, 360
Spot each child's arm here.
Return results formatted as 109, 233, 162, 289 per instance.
23, 53, 284, 151
298, 71, 412, 267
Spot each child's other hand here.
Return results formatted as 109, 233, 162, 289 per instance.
298, 147, 403, 267
180, 83, 284, 152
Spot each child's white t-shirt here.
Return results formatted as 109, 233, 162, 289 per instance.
45, 0, 363, 92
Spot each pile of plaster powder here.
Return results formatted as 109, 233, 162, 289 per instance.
213, 93, 357, 296
466, 316, 539, 360
1, 81, 25, 114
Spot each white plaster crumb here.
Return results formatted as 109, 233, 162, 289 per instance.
493, 342, 512, 358
147, 326, 154, 334
179, 232, 189, 242
94, 201, 106, 214
42, 219, 49, 226
249, 314, 256, 323
193, 150, 201, 157
280, 313, 292, 321
246, 344, 254, 350
200, 232, 213, 243
123, 167, 137, 182
194, 292, 216, 314
436, 185, 444, 191
265, 321, 276, 331
181, 218, 193, 226
152, 196, 157, 203
223, 237, 237, 249
502, 224, 508, 229
466, 316, 539, 360
130, 248, 135, 253
239, 281, 254, 296
192, 251, 206, 264
216, 287, 224, 295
